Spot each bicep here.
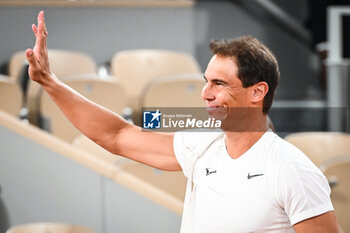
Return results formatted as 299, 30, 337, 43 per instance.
293, 211, 341, 233
109, 124, 181, 171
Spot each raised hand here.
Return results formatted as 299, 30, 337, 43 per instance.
25, 11, 52, 86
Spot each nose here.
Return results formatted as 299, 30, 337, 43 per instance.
201, 82, 215, 102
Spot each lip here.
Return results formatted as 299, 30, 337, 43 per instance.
206, 105, 225, 116
207, 105, 221, 109
206, 106, 220, 114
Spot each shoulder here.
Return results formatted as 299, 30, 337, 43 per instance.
277, 136, 328, 191
261, 132, 328, 196
174, 129, 224, 155
267, 132, 318, 169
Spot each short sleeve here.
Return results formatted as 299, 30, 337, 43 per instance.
277, 160, 334, 225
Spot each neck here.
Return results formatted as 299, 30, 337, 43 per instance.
223, 114, 269, 159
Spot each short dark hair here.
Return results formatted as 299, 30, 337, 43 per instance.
209, 35, 279, 114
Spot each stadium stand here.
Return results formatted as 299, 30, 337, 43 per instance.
110, 49, 201, 124
8, 49, 98, 125
140, 73, 205, 108
0, 110, 182, 233
284, 132, 350, 167
0, 75, 22, 117
9, 49, 97, 81
73, 134, 187, 203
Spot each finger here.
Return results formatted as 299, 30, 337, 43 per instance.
37, 10, 44, 24
37, 11, 48, 35
35, 11, 48, 60
25, 49, 40, 71
32, 24, 37, 36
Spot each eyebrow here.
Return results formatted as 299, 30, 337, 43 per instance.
203, 75, 229, 85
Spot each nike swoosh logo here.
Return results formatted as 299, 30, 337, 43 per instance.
206, 168, 217, 176
247, 173, 264, 179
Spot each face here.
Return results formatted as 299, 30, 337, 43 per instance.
202, 55, 255, 120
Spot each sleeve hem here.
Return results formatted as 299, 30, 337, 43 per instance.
290, 203, 334, 225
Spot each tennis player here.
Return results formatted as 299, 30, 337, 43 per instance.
25, 11, 341, 233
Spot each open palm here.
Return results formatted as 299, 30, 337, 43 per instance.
26, 11, 51, 85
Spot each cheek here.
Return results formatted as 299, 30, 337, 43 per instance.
223, 89, 251, 107
216, 91, 230, 103
221, 89, 238, 104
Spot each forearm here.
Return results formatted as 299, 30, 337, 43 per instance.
43, 73, 129, 147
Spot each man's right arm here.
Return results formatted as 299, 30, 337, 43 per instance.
25, 11, 181, 171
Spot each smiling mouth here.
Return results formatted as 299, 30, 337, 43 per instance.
206, 106, 226, 115
207, 106, 220, 110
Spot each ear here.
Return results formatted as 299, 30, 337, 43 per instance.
251, 81, 269, 103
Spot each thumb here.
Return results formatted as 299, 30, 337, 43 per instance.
25, 48, 43, 83
26, 49, 37, 65
25, 48, 40, 70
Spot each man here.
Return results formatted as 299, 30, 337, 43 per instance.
26, 11, 340, 233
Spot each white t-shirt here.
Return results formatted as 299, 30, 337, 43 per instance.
173, 130, 334, 233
